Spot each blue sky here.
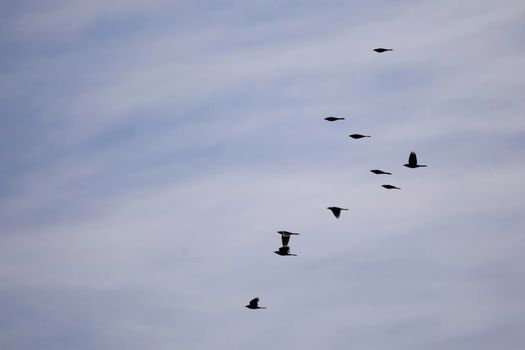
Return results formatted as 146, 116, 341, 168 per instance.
1, 1, 525, 349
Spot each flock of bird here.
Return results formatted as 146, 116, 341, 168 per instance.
245, 47, 427, 310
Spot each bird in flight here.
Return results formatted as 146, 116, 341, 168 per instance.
325, 117, 345, 122
349, 134, 371, 139
274, 246, 297, 256
327, 206, 348, 218
277, 231, 300, 247
245, 297, 266, 309
275, 231, 299, 256
370, 169, 392, 175
404, 152, 427, 168
374, 48, 393, 53
382, 184, 401, 190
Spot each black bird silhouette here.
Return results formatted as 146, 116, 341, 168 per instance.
245, 297, 266, 309
349, 134, 371, 139
404, 152, 427, 168
382, 184, 401, 190
274, 246, 297, 256
370, 169, 392, 175
275, 231, 299, 256
277, 231, 300, 247
374, 48, 393, 53
325, 117, 345, 122
327, 206, 348, 218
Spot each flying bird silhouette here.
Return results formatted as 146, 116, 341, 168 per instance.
370, 169, 392, 175
277, 231, 300, 247
404, 152, 427, 168
327, 206, 348, 218
349, 134, 371, 139
245, 297, 266, 309
324, 117, 345, 122
275, 231, 299, 256
274, 246, 297, 256
382, 184, 401, 190
374, 48, 393, 53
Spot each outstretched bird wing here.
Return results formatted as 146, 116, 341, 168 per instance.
409, 152, 417, 166
249, 298, 259, 308
371, 169, 392, 175
281, 234, 290, 247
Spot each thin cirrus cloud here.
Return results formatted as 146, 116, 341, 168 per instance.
1, 1, 525, 349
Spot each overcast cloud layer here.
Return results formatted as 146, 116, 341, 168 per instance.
1, 1, 525, 349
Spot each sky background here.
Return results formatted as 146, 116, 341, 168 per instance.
1, 0, 525, 349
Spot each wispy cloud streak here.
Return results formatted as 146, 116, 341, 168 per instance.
1, 1, 525, 349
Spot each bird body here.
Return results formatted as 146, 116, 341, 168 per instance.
327, 206, 348, 218
246, 297, 266, 309
373, 48, 393, 53
324, 117, 345, 122
370, 169, 392, 175
382, 184, 401, 190
349, 134, 371, 139
274, 246, 297, 256
404, 152, 427, 168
